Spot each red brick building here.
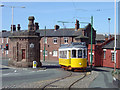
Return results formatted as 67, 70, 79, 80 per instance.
0, 16, 97, 67
37, 20, 96, 61
88, 35, 120, 68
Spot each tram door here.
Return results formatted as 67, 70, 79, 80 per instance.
68, 50, 71, 64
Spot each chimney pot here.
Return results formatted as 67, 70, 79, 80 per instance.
75, 19, 79, 31
34, 22, 39, 31
11, 25, 16, 32
17, 24, 21, 31
54, 25, 60, 31
28, 16, 35, 31
2, 30, 7, 32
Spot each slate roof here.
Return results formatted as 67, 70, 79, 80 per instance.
36, 28, 76, 37
96, 34, 105, 41
75, 35, 89, 39
0, 31, 11, 38
102, 35, 120, 49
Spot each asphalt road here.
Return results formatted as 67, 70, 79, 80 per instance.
89, 67, 117, 88
1, 59, 68, 88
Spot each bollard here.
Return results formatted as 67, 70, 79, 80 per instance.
33, 61, 37, 68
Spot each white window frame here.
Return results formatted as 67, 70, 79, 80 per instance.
2, 38, 3, 43
64, 37, 68, 44
43, 50, 48, 56
7, 38, 9, 43
53, 37, 57, 44
89, 53, 94, 62
53, 50, 58, 57
103, 51, 106, 59
111, 52, 114, 62
43, 37, 47, 44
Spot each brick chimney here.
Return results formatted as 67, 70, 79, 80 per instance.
2, 30, 7, 32
54, 25, 60, 31
75, 19, 79, 31
105, 34, 108, 41
34, 22, 39, 31
17, 24, 21, 31
28, 16, 35, 31
11, 25, 16, 31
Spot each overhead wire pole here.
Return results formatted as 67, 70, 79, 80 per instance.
0, 5, 25, 33
114, 0, 117, 72
108, 18, 111, 39
12, 6, 14, 33
90, 16, 93, 70
43, 26, 46, 61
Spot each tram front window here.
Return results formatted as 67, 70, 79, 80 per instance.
83, 50, 86, 58
78, 50, 82, 58
72, 50, 76, 58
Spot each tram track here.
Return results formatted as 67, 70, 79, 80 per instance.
41, 69, 87, 89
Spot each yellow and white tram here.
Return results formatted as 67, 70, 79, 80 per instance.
59, 42, 87, 71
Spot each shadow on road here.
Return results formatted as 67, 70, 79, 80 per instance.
0, 68, 9, 70
92, 68, 110, 72
42, 65, 60, 69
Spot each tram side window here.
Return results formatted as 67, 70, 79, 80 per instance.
78, 50, 82, 58
72, 50, 76, 58
60, 51, 67, 58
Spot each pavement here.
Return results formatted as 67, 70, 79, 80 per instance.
88, 67, 118, 88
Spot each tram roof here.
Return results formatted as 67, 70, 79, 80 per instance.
59, 42, 87, 50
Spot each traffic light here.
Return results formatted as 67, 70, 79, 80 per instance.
6, 44, 9, 50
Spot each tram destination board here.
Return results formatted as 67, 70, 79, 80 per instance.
72, 42, 86, 46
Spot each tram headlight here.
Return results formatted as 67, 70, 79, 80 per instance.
79, 63, 82, 65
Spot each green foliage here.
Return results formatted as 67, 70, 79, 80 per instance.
111, 69, 120, 76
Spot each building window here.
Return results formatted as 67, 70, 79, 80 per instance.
53, 50, 57, 56
2, 38, 3, 43
53, 38, 57, 44
64, 37, 68, 44
103, 51, 106, 59
111, 52, 114, 62
43, 37, 47, 44
22, 49, 25, 59
43, 50, 48, 56
7, 38, 8, 43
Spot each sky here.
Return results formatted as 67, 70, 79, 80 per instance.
0, 1, 119, 34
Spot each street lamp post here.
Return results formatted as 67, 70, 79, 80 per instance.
114, 0, 117, 72
0, 5, 25, 33
108, 17, 111, 39
90, 16, 93, 71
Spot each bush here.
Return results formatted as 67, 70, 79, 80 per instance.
111, 69, 120, 76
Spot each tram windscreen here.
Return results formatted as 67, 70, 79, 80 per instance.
72, 50, 76, 58
78, 50, 82, 58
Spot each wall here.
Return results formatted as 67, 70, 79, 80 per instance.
102, 49, 120, 68
40, 37, 73, 61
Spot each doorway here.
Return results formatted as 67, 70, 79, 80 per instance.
22, 49, 25, 59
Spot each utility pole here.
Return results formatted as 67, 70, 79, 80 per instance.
114, 0, 116, 72
43, 26, 46, 61
0, 5, 25, 33
90, 16, 93, 71
108, 17, 111, 39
